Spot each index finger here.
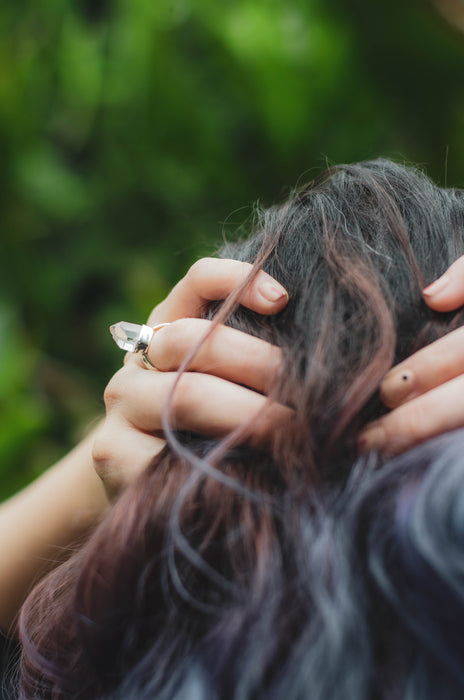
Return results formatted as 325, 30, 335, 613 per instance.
423, 255, 464, 312
148, 258, 288, 325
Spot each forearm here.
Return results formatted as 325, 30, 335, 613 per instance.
0, 427, 109, 632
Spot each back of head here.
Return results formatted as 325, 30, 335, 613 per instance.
17, 160, 464, 699
216, 158, 464, 482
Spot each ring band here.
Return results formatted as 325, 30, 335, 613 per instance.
109, 321, 170, 369
141, 352, 156, 369
133, 324, 155, 354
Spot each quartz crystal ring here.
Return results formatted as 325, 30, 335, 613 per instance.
109, 321, 170, 369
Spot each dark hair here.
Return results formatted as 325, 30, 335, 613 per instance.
17, 160, 464, 698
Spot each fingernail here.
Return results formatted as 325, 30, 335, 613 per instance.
358, 423, 386, 453
423, 274, 449, 298
380, 368, 414, 406
259, 281, 288, 303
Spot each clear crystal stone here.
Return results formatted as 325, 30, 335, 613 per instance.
110, 321, 146, 352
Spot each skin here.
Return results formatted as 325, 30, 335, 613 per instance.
2, 253, 464, 631
360, 255, 464, 454
0, 431, 108, 633
0, 258, 288, 631
93, 258, 290, 498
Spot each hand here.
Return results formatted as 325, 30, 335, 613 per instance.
92, 258, 289, 499
359, 256, 464, 454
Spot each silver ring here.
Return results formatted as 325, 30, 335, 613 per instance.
141, 352, 156, 369
109, 321, 170, 369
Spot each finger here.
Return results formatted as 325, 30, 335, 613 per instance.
108, 365, 292, 446
359, 374, 464, 455
93, 416, 166, 498
140, 319, 281, 394
380, 326, 464, 408
423, 255, 464, 311
148, 258, 288, 324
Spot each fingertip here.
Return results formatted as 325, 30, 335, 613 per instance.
257, 281, 288, 308
423, 287, 463, 312
250, 273, 288, 313
358, 422, 386, 454
380, 368, 414, 408
423, 256, 464, 311
422, 273, 449, 300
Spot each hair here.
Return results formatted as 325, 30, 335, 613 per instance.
15, 159, 464, 698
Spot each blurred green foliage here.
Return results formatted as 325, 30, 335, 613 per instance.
1, 0, 464, 497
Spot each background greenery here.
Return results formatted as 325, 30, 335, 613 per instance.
1, 0, 464, 497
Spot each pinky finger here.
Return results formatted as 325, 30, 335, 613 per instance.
92, 418, 166, 498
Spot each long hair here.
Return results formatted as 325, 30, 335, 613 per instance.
16, 160, 464, 698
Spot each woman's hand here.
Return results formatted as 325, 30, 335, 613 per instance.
360, 256, 464, 454
92, 258, 289, 499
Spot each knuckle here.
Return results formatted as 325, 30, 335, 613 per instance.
103, 381, 121, 410
151, 321, 184, 371
153, 319, 206, 371
403, 403, 428, 443
92, 429, 126, 500
92, 422, 146, 500
186, 257, 215, 284
171, 373, 199, 424
102, 368, 129, 409
388, 401, 428, 447
92, 433, 114, 478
